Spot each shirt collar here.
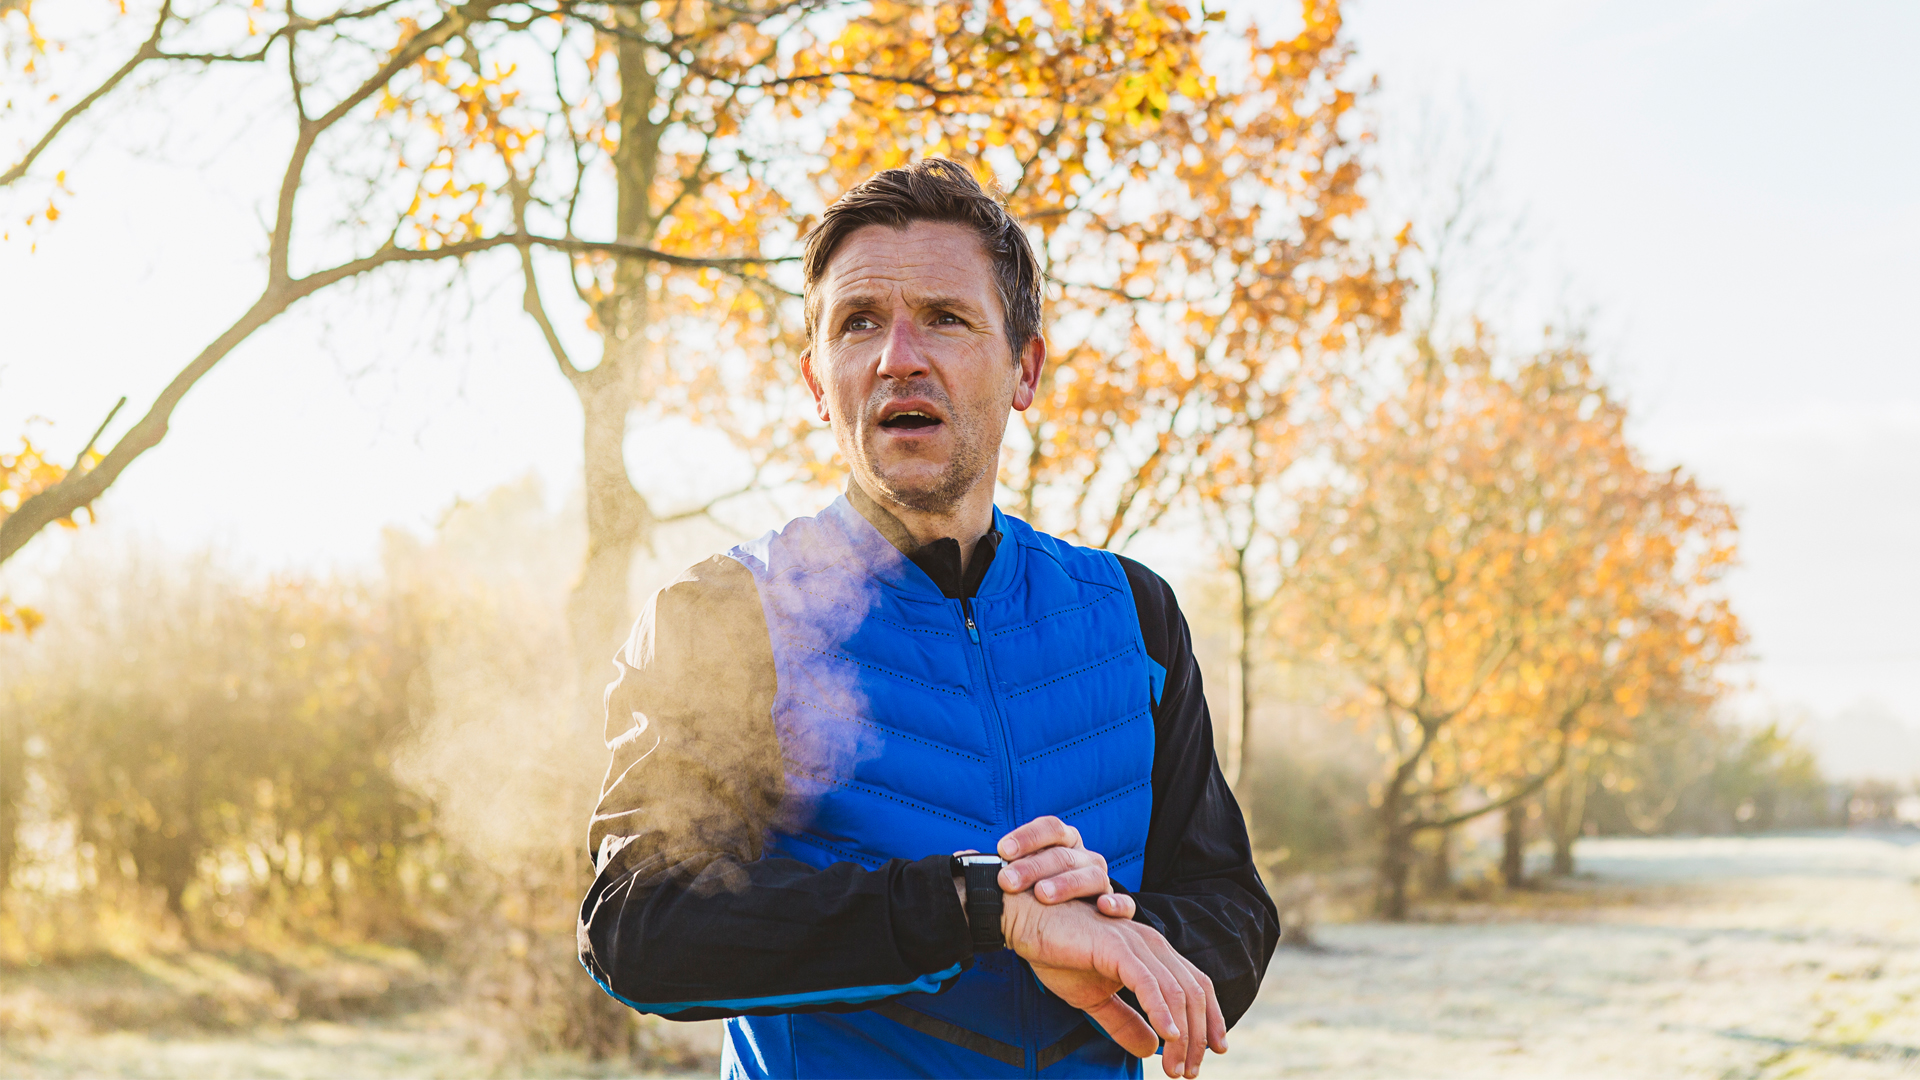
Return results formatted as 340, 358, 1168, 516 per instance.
845, 482, 1003, 600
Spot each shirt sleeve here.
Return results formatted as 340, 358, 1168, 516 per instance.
1116, 556, 1281, 1030
577, 555, 974, 1021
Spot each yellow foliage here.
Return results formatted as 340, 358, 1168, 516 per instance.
0, 434, 77, 633
1286, 339, 1744, 868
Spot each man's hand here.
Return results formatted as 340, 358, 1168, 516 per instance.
1001, 889, 1227, 1079
996, 815, 1136, 919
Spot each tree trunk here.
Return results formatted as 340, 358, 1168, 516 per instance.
1544, 762, 1587, 877
1551, 833, 1576, 876
1423, 825, 1454, 895
1550, 810, 1579, 877
1375, 761, 1414, 919
0, 709, 21, 895
1226, 546, 1253, 793
549, 9, 664, 786
1374, 716, 1432, 921
549, 21, 666, 1060
1377, 823, 1413, 920
566, 15, 662, 697
567, 373, 652, 709
1500, 801, 1527, 887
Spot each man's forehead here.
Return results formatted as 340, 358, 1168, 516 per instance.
819, 221, 995, 304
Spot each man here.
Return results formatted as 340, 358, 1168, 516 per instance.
579, 159, 1278, 1080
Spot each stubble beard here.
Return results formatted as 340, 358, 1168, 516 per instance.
856, 379, 1003, 515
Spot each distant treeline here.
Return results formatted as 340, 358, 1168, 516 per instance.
1232, 702, 1838, 893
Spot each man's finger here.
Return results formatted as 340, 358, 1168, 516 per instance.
1164, 940, 1225, 1067
997, 815, 1080, 860
1082, 993, 1158, 1059
1136, 931, 1205, 1078
1032, 865, 1112, 904
1111, 946, 1182, 1053
1135, 929, 1221, 1077
998, 845, 1094, 892
1203, 969, 1227, 1055
1171, 952, 1225, 1056
1176, 955, 1208, 1077
1176, 952, 1224, 1065
1117, 937, 1188, 1077
1096, 892, 1138, 919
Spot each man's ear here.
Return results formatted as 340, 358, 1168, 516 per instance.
1011, 333, 1047, 412
800, 348, 831, 423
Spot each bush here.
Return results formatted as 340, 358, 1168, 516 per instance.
1585, 715, 1833, 836
0, 479, 704, 1067
0, 548, 449, 950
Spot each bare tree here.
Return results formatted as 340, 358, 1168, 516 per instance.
0, 0, 783, 573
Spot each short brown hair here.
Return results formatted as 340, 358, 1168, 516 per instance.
802, 158, 1043, 361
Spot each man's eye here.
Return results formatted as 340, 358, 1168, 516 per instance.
845, 315, 878, 332
933, 313, 962, 325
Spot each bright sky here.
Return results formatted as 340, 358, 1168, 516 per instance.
1342, 0, 1920, 727
2, 0, 1916, 729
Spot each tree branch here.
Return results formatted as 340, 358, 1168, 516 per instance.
296, 232, 791, 296
512, 181, 583, 383
0, 229, 782, 568
1408, 726, 1574, 833
0, 288, 290, 566
72, 397, 128, 470
269, 0, 499, 284
1385, 715, 1440, 806
1, 1, 172, 187
153, 0, 414, 62
152, 48, 273, 62
656, 474, 761, 525
286, 0, 309, 123
1429, 634, 1518, 726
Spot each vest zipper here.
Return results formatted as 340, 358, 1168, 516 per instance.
962, 593, 1033, 1072
960, 594, 1019, 827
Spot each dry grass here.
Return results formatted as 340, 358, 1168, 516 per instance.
0, 942, 720, 1079
0, 943, 436, 1038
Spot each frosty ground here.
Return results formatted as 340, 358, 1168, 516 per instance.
3, 832, 1915, 1079
1228, 833, 1920, 1079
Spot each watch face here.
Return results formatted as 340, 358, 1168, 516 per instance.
958, 854, 1006, 868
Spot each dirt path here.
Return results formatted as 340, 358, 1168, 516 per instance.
1221, 834, 1920, 1079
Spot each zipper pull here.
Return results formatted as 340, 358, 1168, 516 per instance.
962, 597, 980, 643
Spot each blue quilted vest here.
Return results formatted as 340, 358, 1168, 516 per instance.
719, 495, 1161, 1078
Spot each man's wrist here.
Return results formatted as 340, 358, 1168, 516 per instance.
952, 853, 1007, 951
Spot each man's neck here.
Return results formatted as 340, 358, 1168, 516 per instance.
846, 478, 995, 570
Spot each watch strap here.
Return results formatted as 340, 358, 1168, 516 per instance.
954, 856, 1006, 952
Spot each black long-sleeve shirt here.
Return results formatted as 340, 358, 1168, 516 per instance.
578, 493, 1278, 1023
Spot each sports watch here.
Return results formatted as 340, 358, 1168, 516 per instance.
952, 853, 1007, 952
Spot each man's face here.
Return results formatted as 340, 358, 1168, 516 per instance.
802, 220, 1044, 514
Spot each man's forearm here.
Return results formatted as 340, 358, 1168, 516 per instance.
1119, 556, 1280, 1029
1123, 884, 1274, 1026
579, 846, 973, 1020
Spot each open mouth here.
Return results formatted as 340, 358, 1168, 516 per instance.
879, 410, 943, 431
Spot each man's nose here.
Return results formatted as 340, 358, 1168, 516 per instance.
874, 319, 930, 380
